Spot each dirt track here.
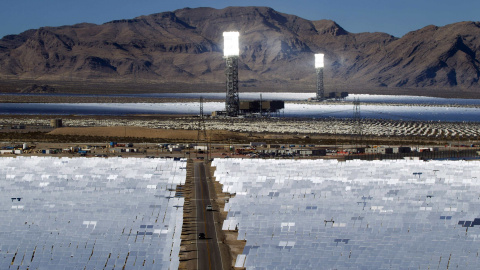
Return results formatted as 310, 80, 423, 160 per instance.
48, 127, 246, 141
45, 126, 460, 146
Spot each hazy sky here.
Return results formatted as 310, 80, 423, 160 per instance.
1, 0, 478, 38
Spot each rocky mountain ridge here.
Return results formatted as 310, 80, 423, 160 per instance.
0, 6, 479, 93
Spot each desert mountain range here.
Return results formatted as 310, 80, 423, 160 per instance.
0, 6, 479, 94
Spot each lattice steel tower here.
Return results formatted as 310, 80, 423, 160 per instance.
315, 54, 325, 101
352, 98, 363, 146
225, 56, 239, 116
197, 96, 207, 142
224, 32, 240, 117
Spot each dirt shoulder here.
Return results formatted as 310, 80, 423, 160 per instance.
179, 159, 197, 270
209, 163, 246, 270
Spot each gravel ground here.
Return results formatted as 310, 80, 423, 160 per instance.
1, 115, 479, 141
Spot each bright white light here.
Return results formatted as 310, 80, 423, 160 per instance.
315, 53, 324, 68
223, 32, 240, 57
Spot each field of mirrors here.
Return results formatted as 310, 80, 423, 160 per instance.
2, 117, 480, 139
215, 158, 480, 269
0, 157, 186, 269
2, 156, 480, 269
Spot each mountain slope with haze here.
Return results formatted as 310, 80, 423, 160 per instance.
0, 6, 479, 94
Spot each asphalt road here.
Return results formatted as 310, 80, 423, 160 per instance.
195, 162, 223, 270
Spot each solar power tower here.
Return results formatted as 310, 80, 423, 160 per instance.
224, 32, 240, 117
315, 54, 325, 100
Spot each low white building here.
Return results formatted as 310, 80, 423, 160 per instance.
194, 145, 208, 151
250, 142, 267, 147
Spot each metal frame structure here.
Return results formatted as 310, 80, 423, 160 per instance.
225, 56, 239, 117
316, 67, 324, 100
197, 96, 207, 141
352, 98, 363, 147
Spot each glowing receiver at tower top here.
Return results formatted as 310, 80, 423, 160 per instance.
315, 53, 324, 68
223, 32, 240, 57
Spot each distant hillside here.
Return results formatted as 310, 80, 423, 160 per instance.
0, 6, 479, 94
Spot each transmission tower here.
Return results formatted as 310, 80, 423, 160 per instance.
197, 96, 207, 142
259, 93, 263, 117
352, 98, 363, 147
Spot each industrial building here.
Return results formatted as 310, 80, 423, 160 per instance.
50, 119, 62, 128
365, 146, 412, 154
239, 100, 285, 115
256, 148, 327, 157
326, 92, 349, 100
213, 100, 285, 117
